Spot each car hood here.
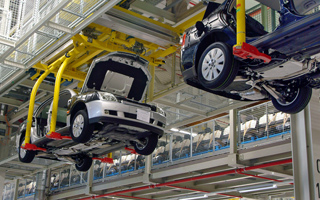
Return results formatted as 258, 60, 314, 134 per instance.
82, 51, 150, 102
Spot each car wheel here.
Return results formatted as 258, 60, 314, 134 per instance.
134, 134, 158, 155
19, 136, 35, 163
70, 110, 94, 143
75, 156, 92, 172
197, 42, 239, 90
272, 86, 312, 114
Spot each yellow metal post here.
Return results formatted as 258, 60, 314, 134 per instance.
24, 70, 51, 144
235, 0, 246, 48
47, 52, 75, 135
232, 0, 271, 63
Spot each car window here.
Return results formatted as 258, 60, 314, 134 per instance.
35, 100, 51, 137
56, 92, 71, 129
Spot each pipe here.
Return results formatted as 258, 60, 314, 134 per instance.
167, 185, 242, 198
77, 158, 292, 200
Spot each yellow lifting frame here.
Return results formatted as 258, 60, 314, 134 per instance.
23, 53, 72, 144
232, 0, 271, 63
236, 0, 246, 46
24, 70, 51, 144
234, 0, 246, 48
47, 44, 85, 135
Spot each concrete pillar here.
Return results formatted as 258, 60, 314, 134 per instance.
0, 170, 5, 200
291, 90, 320, 200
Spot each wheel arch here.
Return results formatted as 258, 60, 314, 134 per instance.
69, 101, 88, 123
195, 31, 231, 71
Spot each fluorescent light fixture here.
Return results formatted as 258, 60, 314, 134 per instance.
239, 185, 277, 193
170, 128, 179, 132
179, 130, 197, 137
179, 130, 191, 134
180, 194, 208, 200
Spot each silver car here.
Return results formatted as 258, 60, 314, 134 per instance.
17, 52, 166, 171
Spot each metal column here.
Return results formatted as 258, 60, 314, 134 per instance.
229, 109, 237, 154
13, 179, 19, 200
291, 90, 320, 199
228, 109, 238, 167
34, 170, 47, 200
0, 170, 5, 200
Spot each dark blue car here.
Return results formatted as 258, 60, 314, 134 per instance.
181, 0, 320, 113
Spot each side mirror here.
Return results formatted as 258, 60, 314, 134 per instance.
32, 117, 36, 127
195, 21, 205, 36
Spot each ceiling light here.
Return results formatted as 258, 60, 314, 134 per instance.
239, 185, 277, 193
170, 128, 179, 132
179, 130, 191, 134
179, 130, 197, 137
180, 194, 208, 200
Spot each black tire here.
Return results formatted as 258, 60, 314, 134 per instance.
75, 156, 92, 172
271, 86, 312, 114
19, 136, 35, 163
70, 110, 94, 143
134, 134, 158, 155
197, 42, 239, 90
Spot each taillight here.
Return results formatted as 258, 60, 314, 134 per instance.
181, 33, 186, 48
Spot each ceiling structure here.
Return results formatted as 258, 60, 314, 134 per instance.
0, 0, 295, 200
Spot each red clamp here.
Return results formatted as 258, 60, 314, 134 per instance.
92, 157, 114, 164
125, 147, 137, 154
21, 143, 46, 152
233, 42, 271, 63
46, 132, 72, 140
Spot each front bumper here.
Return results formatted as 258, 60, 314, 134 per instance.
86, 100, 166, 135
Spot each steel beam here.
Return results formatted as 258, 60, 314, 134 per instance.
154, 99, 206, 116
8, 161, 44, 169
151, 157, 229, 179
3, 60, 25, 69
0, 37, 15, 47
130, 1, 175, 23
1, 0, 121, 98
167, 101, 252, 129
0, 0, 73, 62
97, 11, 178, 46
239, 142, 291, 161
19, 79, 54, 93
46, 22, 72, 34
0, 97, 23, 107
0, 155, 18, 166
